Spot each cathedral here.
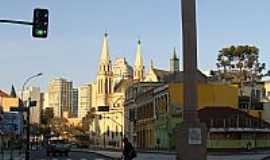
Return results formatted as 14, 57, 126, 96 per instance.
89, 33, 180, 148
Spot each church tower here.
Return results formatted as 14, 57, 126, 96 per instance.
96, 33, 113, 106
134, 40, 144, 81
170, 48, 180, 73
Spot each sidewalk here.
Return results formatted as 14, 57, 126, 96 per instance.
72, 149, 270, 160
72, 149, 176, 160
0, 150, 25, 160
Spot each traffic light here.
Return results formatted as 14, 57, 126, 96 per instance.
32, 8, 49, 38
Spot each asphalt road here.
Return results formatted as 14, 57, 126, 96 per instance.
30, 149, 112, 160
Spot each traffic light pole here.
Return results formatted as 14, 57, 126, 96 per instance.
0, 8, 49, 38
26, 98, 31, 160
0, 19, 33, 26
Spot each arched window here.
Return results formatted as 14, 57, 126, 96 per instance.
107, 126, 110, 137
116, 126, 119, 136
105, 78, 108, 94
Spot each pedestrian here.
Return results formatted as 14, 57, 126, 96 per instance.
120, 137, 137, 160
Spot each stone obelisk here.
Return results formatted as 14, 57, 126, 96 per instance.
175, 0, 207, 159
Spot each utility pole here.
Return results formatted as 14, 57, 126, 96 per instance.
175, 0, 207, 160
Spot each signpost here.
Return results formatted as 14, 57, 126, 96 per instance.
11, 99, 37, 160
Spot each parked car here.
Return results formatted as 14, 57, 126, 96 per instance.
46, 137, 71, 156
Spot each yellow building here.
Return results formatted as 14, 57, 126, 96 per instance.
1, 97, 20, 112
130, 82, 239, 149
168, 83, 238, 110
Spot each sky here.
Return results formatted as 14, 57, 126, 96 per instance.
1, 0, 270, 93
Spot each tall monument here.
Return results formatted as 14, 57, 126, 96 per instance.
175, 0, 207, 160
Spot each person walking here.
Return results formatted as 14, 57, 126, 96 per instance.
121, 137, 137, 160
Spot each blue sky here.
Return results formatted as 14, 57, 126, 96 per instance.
1, 0, 270, 92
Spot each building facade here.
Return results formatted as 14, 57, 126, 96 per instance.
71, 88, 79, 117
89, 34, 145, 148
125, 82, 239, 149
22, 87, 42, 124
78, 84, 92, 119
48, 78, 72, 118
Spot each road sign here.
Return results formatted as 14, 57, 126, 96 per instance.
98, 106, 110, 112
10, 107, 27, 112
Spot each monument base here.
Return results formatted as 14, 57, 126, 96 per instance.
175, 122, 207, 160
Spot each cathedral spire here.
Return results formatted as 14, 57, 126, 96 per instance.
100, 32, 110, 64
150, 59, 154, 69
135, 40, 143, 68
134, 39, 144, 81
10, 84, 17, 98
173, 47, 177, 59
170, 48, 180, 73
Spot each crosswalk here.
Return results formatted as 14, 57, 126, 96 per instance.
33, 158, 104, 160
14, 158, 105, 160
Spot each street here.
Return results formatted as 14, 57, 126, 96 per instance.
30, 149, 112, 160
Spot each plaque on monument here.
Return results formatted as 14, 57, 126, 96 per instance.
188, 128, 202, 144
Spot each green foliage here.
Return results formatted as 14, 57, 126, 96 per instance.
81, 108, 96, 132
213, 45, 269, 84
41, 107, 54, 125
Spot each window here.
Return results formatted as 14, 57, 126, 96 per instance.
107, 126, 110, 137
116, 126, 118, 136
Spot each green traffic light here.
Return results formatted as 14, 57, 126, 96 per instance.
36, 30, 45, 36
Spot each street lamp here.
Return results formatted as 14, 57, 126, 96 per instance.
21, 72, 43, 103
20, 72, 42, 160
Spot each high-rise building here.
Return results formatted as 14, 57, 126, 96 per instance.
71, 88, 79, 117
78, 84, 92, 119
22, 87, 41, 124
42, 92, 50, 109
48, 78, 72, 118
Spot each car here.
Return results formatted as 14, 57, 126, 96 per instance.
46, 137, 71, 156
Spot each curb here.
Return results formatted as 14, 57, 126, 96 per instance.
208, 151, 270, 156
71, 150, 116, 159
260, 156, 270, 160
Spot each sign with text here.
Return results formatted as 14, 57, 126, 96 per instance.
188, 128, 202, 145
98, 106, 109, 112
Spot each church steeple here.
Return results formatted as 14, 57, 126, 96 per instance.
10, 84, 17, 98
170, 48, 180, 73
134, 39, 144, 81
100, 32, 110, 64
96, 32, 113, 107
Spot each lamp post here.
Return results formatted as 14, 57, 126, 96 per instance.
20, 73, 42, 160
21, 72, 43, 103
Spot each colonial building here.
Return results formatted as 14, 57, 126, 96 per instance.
89, 33, 186, 148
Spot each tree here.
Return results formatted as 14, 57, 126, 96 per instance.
211, 45, 269, 95
81, 108, 96, 133
41, 107, 54, 125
